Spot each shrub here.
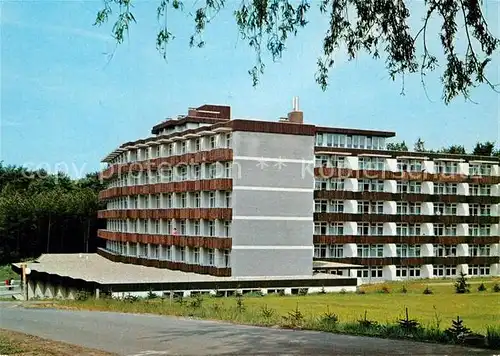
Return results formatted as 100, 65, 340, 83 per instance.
379, 286, 390, 294
298, 288, 308, 296
486, 326, 500, 350
454, 272, 470, 294
423, 286, 433, 295
282, 303, 305, 329
339, 288, 347, 294
188, 294, 204, 310
123, 294, 140, 303
398, 307, 420, 334
146, 290, 158, 299
400, 285, 408, 294
260, 304, 275, 319
357, 310, 377, 328
477, 283, 487, 292
356, 289, 366, 295
319, 306, 339, 326
235, 294, 245, 313
493, 283, 500, 293
445, 316, 471, 344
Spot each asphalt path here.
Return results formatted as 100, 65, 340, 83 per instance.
0, 302, 493, 355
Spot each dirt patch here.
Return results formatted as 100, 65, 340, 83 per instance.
0, 329, 117, 356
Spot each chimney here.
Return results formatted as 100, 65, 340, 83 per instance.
287, 96, 303, 124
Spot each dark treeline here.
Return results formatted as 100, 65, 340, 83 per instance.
0, 163, 106, 264
387, 140, 500, 157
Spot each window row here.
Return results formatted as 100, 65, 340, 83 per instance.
106, 218, 231, 237
106, 241, 231, 267
109, 133, 232, 164
313, 222, 495, 236
107, 191, 232, 210
107, 162, 233, 188
315, 134, 386, 150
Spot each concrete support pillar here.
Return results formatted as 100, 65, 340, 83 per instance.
95, 288, 100, 299
456, 244, 469, 257
383, 265, 396, 281
421, 264, 433, 279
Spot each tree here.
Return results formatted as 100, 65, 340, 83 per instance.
438, 145, 466, 154
386, 141, 408, 151
473, 141, 495, 156
94, 0, 499, 104
414, 137, 426, 152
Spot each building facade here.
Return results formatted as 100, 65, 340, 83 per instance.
98, 103, 500, 281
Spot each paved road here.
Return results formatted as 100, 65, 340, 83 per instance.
0, 302, 493, 355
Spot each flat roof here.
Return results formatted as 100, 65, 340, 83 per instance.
14, 254, 351, 285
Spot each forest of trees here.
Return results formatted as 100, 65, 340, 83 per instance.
0, 163, 105, 264
386, 140, 500, 157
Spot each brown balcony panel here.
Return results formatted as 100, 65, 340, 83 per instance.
100, 148, 233, 181
313, 213, 499, 224
98, 208, 232, 220
98, 179, 233, 200
317, 256, 498, 266
97, 230, 232, 249
97, 248, 231, 277
313, 235, 500, 244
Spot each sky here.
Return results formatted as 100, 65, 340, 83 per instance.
1, 0, 499, 178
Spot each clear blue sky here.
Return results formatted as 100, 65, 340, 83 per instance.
1, 1, 499, 178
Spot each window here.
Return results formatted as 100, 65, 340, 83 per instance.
208, 221, 215, 236
433, 224, 457, 236
192, 165, 201, 180
224, 162, 232, 178
195, 138, 201, 151
225, 134, 231, 148
178, 165, 188, 181
433, 203, 457, 215
178, 247, 185, 262
468, 265, 490, 276
469, 244, 490, 256
434, 245, 456, 257
396, 223, 421, 236
209, 192, 216, 208
434, 183, 457, 195
433, 265, 456, 277
208, 249, 215, 266
469, 164, 492, 176
395, 266, 421, 278
357, 266, 383, 278
329, 200, 344, 213
180, 141, 187, 154
314, 244, 327, 258
224, 191, 231, 208
314, 222, 328, 235
396, 244, 421, 257
357, 244, 384, 258
193, 248, 200, 264
179, 193, 187, 208
209, 163, 217, 179
315, 155, 329, 168
194, 192, 201, 208
331, 156, 345, 168
209, 135, 216, 149
358, 157, 385, 170
154, 220, 160, 234
179, 219, 186, 235
357, 223, 383, 235
329, 222, 344, 235
143, 219, 149, 233
161, 168, 172, 183
223, 250, 230, 267
358, 180, 384, 192
435, 161, 459, 174
358, 201, 384, 214
397, 181, 422, 193
223, 221, 231, 237
315, 200, 328, 213
469, 184, 491, 196
397, 202, 421, 215
330, 179, 344, 191
315, 179, 328, 190
329, 244, 344, 258
397, 159, 423, 172
469, 224, 491, 236
165, 193, 173, 208
193, 220, 200, 236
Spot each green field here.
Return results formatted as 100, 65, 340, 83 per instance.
55, 278, 500, 334
0, 265, 17, 281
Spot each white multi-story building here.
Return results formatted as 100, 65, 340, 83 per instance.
98, 102, 500, 281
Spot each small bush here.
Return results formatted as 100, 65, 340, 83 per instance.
146, 290, 158, 300
260, 304, 275, 319
235, 294, 245, 313
454, 272, 470, 294
398, 307, 420, 333
188, 294, 204, 310
356, 289, 366, 295
423, 286, 433, 295
400, 285, 408, 294
339, 288, 347, 294
445, 316, 471, 344
379, 286, 390, 294
282, 303, 304, 329
486, 326, 500, 349
357, 310, 378, 328
123, 294, 140, 303
318, 286, 326, 294
493, 283, 500, 293
477, 283, 487, 292
319, 306, 339, 326
278, 289, 286, 297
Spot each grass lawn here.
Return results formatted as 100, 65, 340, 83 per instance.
0, 265, 18, 281
52, 277, 500, 334
0, 329, 116, 355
